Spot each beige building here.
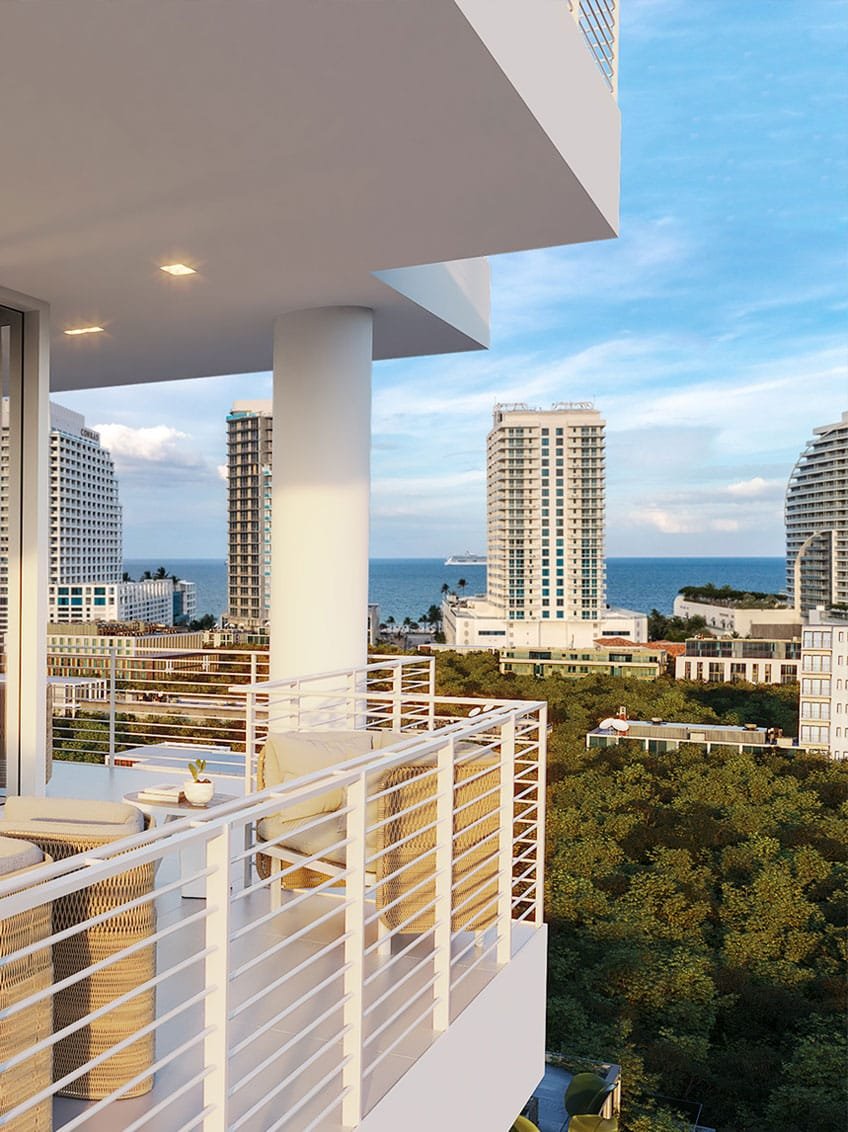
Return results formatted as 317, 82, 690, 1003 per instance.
799, 611, 848, 759
226, 401, 273, 629
675, 638, 800, 685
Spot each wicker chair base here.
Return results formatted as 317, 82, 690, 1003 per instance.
0, 870, 54, 1132
1, 821, 157, 1100
256, 849, 326, 890
377, 761, 500, 934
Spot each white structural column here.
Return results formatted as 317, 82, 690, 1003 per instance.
271, 307, 373, 681
4, 301, 50, 793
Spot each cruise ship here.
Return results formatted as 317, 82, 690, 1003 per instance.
445, 552, 487, 566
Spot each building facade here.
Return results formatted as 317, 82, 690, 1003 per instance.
785, 410, 847, 614
444, 403, 646, 649
501, 644, 665, 680
676, 638, 800, 685
226, 401, 273, 629
1, 400, 178, 630
671, 596, 802, 640
798, 611, 848, 758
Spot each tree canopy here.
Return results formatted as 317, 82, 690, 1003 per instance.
433, 652, 847, 1131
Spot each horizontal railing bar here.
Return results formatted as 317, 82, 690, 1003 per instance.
229, 1027, 351, 1131
363, 997, 440, 1080
1, 905, 211, 1024
230, 969, 351, 1057
363, 925, 436, 987
363, 950, 435, 1018
362, 972, 438, 1049
262, 1060, 351, 1132
57, 1032, 213, 1132
4, 986, 211, 1123
230, 1001, 347, 1097
229, 934, 349, 1020
2, 938, 212, 1072
120, 1067, 213, 1132
230, 890, 347, 946
300, 1086, 352, 1132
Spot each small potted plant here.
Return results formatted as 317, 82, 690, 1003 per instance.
184, 758, 214, 806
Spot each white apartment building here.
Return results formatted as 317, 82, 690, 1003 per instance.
445, 403, 646, 649
1, 400, 180, 628
799, 611, 848, 759
226, 401, 273, 629
786, 410, 848, 615
672, 596, 802, 640
1, 401, 122, 630
48, 578, 174, 625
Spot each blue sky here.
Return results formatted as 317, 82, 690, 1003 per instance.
63, 0, 847, 560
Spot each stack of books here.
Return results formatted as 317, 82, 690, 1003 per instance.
137, 784, 185, 804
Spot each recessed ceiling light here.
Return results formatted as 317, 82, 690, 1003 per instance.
160, 263, 197, 276
64, 326, 104, 336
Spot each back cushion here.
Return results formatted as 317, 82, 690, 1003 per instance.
261, 731, 378, 821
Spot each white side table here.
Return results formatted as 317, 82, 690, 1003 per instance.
124, 790, 238, 898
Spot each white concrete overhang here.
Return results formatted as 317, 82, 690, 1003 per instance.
1, 0, 619, 391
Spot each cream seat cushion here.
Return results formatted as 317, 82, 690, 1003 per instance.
1, 795, 144, 841
0, 833, 44, 875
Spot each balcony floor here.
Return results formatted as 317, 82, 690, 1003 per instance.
41, 760, 534, 1131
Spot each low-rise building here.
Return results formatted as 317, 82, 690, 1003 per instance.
501, 643, 665, 680
675, 638, 800, 684
443, 594, 648, 650
586, 718, 818, 756
173, 579, 198, 624
48, 578, 175, 625
672, 595, 802, 639
799, 610, 848, 759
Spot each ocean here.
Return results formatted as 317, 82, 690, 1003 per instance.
124, 556, 787, 625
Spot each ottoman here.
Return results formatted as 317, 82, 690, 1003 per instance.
0, 797, 156, 1099
0, 835, 53, 1132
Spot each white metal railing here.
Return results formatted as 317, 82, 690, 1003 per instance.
43, 649, 436, 783
569, 0, 619, 96
0, 691, 546, 1131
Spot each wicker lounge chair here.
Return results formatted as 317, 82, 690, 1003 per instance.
255, 731, 501, 936
0, 836, 53, 1132
0, 798, 156, 1100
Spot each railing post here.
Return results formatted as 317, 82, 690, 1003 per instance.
391, 665, 403, 732
535, 706, 548, 927
203, 823, 232, 1131
342, 772, 367, 1126
427, 656, 436, 730
433, 736, 454, 1031
244, 689, 256, 797
496, 714, 516, 966
611, 0, 620, 98
107, 646, 117, 768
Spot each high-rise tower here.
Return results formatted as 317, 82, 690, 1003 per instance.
487, 402, 606, 622
226, 401, 273, 629
1, 401, 122, 631
443, 402, 645, 649
786, 411, 847, 615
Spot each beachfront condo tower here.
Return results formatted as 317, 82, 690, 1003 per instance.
226, 400, 273, 630
0, 400, 178, 628
786, 410, 848, 614
444, 403, 646, 648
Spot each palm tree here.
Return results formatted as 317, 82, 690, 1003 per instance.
122, 571, 132, 582
440, 582, 450, 598
457, 577, 467, 596
154, 565, 168, 579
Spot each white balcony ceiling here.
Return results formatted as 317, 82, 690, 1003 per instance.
1, 0, 619, 390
